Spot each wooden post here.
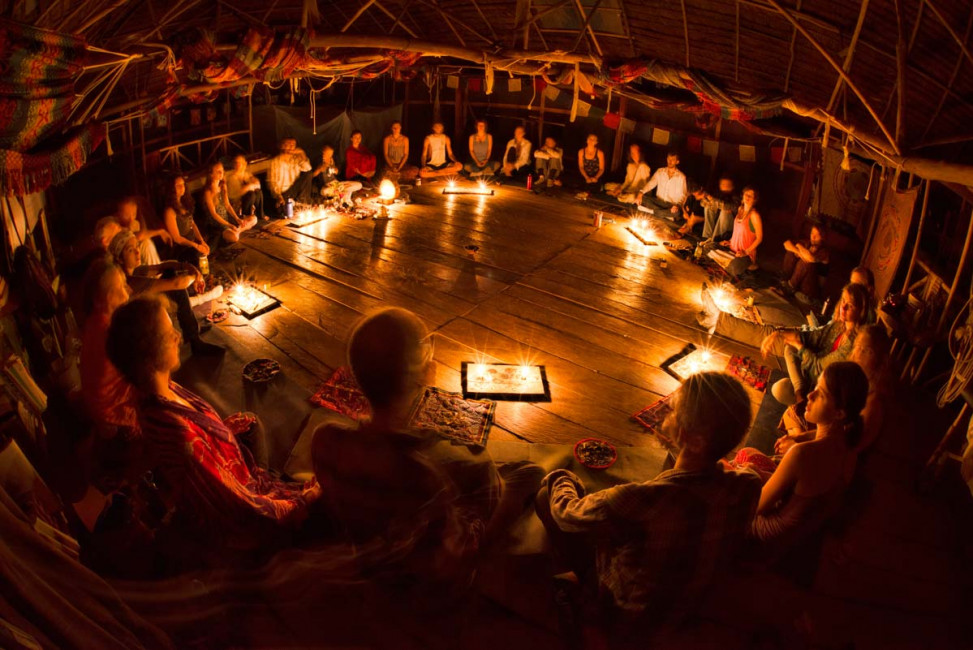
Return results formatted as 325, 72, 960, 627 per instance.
455, 78, 465, 143
611, 95, 628, 173
538, 81, 547, 143
938, 206, 973, 331
794, 144, 817, 237
861, 168, 886, 263
902, 178, 930, 291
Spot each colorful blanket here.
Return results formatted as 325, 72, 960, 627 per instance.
309, 366, 371, 422
0, 19, 88, 152
1, 122, 105, 196
410, 387, 495, 447
632, 394, 676, 449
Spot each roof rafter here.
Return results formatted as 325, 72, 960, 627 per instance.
919, 2, 973, 145
571, 0, 603, 57
823, 0, 868, 114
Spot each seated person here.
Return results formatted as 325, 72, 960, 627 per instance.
748, 362, 868, 557
109, 230, 222, 356
314, 145, 362, 208
200, 162, 258, 245
720, 186, 763, 280
762, 283, 870, 406
848, 323, 893, 454
382, 121, 419, 182
81, 258, 137, 435
268, 137, 313, 211
225, 155, 266, 221
116, 197, 170, 266
312, 308, 538, 575
782, 223, 830, 301
535, 372, 761, 640
419, 122, 463, 179
678, 184, 707, 236
575, 134, 605, 190
465, 120, 500, 178
161, 175, 209, 265
701, 175, 738, 241
850, 266, 878, 325
345, 130, 377, 183
501, 126, 532, 181
533, 136, 564, 188
604, 143, 650, 203
106, 295, 321, 568
637, 151, 687, 217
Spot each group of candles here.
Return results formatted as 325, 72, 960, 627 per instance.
228, 282, 275, 315
470, 363, 534, 384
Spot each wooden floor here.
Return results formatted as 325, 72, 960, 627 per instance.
213, 182, 799, 450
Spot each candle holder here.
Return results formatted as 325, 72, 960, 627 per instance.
626, 218, 658, 246
460, 362, 551, 402
443, 180, 495, 196
226, 283, 280, 319
660, 343, 719, 382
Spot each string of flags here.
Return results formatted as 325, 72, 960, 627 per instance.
440, 72, 804, 166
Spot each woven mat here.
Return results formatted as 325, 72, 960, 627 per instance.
726, 355, 772, 391
632, 393, 676, 451
308, 366, 371, 421
410, 387, 495, 447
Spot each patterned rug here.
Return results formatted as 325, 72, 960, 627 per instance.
308, 366, 371, 421
410, 387, 495, 447
726, 355, 771, 391
632, 393, 676, 450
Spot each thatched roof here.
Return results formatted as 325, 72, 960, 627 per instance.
8, 0, 973, 169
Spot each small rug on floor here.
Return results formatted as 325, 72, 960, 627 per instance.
410, 387, 495, 447
726, 355, 772, 391
632, 393, 676, 451
743, 369, 788, 454
309, 366, 371, 421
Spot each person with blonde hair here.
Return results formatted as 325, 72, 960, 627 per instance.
536, 372, 761, 640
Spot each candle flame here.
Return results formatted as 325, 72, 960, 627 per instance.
379, 179, 397, 200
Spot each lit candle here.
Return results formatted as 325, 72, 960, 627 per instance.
448, 180, 457, 191
519, 365, 531, 381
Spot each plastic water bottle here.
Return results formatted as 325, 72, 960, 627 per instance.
198, 255, 209, 276
286, 198, 294, 218
526, 174, 533, 190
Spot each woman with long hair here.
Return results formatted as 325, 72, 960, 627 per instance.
200, 161, 257, 244
161, 175, 209, 264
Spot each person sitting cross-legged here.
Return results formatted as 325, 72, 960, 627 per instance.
701, 175, 739, 242
382, 121, 419, 183
345, 130, 377, 183
226, 154, 266, 221
501, 126, 533, 182
677, 184, 707, 236
719, 186, 763, 281
464, 120, 500, 179
200, 161, 258, 245
116, 196, 170, 266
604, 143, 650, 203
314, 146, 362, 208
637, 150, 687, 217
106, 295, 322, 570
312, 308, 543, 586
575, 133, 605, 191
533, 136, 564, 188
268, 138, 313, 213
419, 122, 463, 179
535, 372, 761, 644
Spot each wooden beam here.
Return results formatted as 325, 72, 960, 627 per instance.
77, 0, 133, 34
469, 0, 499, 42
414, 0, 493, 46
380, 0, 421, 38
902, 178, 930, 292
680, 0, 691, 68
571, 0, 603, 57
515, 0, 573, 30
915, 133, 973, 150
764, 0, 900, 156
782, 0, 801, 91
824, 0, 869, 114
341, 0, 377, 33
735, 0, 741, 82
571, 0, 604, 54
893, 0, 908, 145
523, 0, 531, 49
939, 206, 973, 331
919, 3, 973, 144
614, 0, 638, 57
924, 0, 973, 67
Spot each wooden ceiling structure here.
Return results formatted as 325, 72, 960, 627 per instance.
6, 0, 973, 184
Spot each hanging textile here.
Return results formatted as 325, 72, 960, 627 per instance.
0, 123, 105, 197
178, 27, 310, 85
0, 19, 89, 152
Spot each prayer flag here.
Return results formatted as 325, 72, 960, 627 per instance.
619, 118, 636, 134
652, 128, 670, 146
508, 77, 522, 93
787, 146, 803, 162
703, 139, 719, 158
468, 77, 482, 92
739, 145, 756, 162
687, 136, 703, 153
576, 100, 591, 117
544, 85, 560, 101
603, 112, 621, 129
446, 75, 459, 89
770, 146, 786, 164
535, 77, 547, 93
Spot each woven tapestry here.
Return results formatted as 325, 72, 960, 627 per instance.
862, 185, 919, 301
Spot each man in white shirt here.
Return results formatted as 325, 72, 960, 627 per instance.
226, 155, 266, 220
267, 138, 313, 213
638, 151, 688, 216
501, 126, 532, 182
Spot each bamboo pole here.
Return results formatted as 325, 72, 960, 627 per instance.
341, 0, 378, 33
382, 0, 420, 38
902, 178, 931, 291
938, 206, 973, 331
765, 0, 900, 155
735, 0, 741, 82
920, 4, 973, 144
893, 0, 909, 145
824, 0, 869, 114
680, 0, 691, 68
515, 0, 573, 30
571, 0, 604, 53
469, 0, 499, 41
571, 0, 603, 57
924, 0, 973, 67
